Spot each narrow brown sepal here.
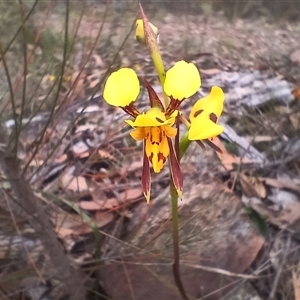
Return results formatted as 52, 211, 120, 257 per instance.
196, 140, 206, 151
204, 139, 223, 153
141, 142, 151, 203
122, 103, 140, 118
165, 97, 182, 117
168, 138, 183, 199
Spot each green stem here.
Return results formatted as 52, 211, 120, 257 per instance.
151, 51, 169, 107
179, 132, 192, 160
170, 182, 189, 300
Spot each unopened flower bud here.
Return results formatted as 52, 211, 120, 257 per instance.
135, 19, 159, 44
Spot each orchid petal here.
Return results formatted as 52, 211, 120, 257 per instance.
103, 68, 140, 107
144, 127, 170, 173
127, 107, 176, 127
164, 60, 201, 101
130, 127, 146, 141
190, 86, 224, 121
188, 112, 224, 140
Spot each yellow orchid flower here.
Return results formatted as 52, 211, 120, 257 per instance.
103, 61, 224, 202
103, 62, 195, 202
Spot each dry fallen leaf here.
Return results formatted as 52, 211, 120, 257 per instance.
80, 187, 143, 210
79, 198, 118, 210
239, 174, 267, 198
213, 137, 252, 170
94, 211, 114, 227
53, 211, 85, 230
119, 187, 143, 201
200, 68, 221, 75
54, 210, 114, 238
290, 49, 300, 64
293, 88, 300, 100
244, 190, 300, 230
61, 169, 88, 192
293, 269, 300, 300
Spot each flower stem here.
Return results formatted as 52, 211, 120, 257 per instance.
170, 182, 189, 300
151, 51, 169, 107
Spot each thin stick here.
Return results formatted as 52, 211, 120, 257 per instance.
269, 234, 291, 300
170, 183, 189, 300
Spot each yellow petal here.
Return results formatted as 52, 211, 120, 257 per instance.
135, 19, 159, 44
165, 110, 179, 126
125, 119, 135, 127
103, 68, 140, 107
190, 86, 224, 121
164, 60, 201, 100
130, 107, 175, 127
164, 126, 177, 138
145, 127, 170, 173
188, 113, 224, 140
130, 127, 147, 141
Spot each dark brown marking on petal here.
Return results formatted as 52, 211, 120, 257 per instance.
209, 113, 218, 123
158, 152, 166, 163
193, 109, 204, 118
150, 132, 157, 144
156, 117, 164, 123
149, 153, 153, 163
159, 129, 163, 142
